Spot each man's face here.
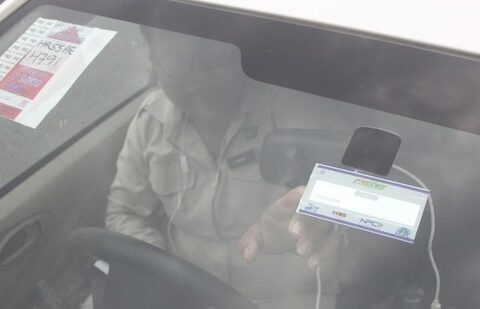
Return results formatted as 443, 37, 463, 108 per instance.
148, 33, 246, 111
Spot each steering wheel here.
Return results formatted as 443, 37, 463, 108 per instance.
67, 227, 258, 309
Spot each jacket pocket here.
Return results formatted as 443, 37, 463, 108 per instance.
226, 149, 262, 183
148, 153, 197, 196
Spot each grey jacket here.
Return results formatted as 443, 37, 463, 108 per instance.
106, 83, 339, 309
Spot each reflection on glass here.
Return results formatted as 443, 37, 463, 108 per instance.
105, 29, 480, 309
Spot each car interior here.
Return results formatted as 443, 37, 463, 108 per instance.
0, 1, 479, 309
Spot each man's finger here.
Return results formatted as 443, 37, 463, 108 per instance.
269, 186, 305, 221
239, 224, 262, 263
289, 212, 331, 239
295, 237, 314, 257
242, 240, 259, 264
289, 216, 305, 238
307, 231, 341, 269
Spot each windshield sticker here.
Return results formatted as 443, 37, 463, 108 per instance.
297, 163, 429, 243
0, 18, 116, 128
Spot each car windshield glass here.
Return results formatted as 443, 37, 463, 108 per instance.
0, 2, 479, 309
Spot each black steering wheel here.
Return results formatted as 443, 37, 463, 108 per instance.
67, 227, 258, 309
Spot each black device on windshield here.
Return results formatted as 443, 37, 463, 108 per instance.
342, 127, 401, 175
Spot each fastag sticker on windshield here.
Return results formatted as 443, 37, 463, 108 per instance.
297, 164, 429, 243
0, 18, 116, 128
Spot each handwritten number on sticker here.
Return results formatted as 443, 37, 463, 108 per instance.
29, 51, 61, 68
37, 40, 76, 55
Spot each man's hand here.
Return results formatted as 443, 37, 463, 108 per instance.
239, 186, 304, 263
239, 186, 340, 269
289, 213, 340, 269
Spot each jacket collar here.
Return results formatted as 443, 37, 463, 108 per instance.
144, 80, 277, 169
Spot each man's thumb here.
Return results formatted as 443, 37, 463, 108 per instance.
239, 225, 261, 263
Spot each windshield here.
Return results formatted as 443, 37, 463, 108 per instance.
0, 2, 479, 309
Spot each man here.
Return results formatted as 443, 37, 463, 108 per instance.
106, 30, 340, 309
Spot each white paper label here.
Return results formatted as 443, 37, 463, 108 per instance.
297, 163, 429, 243
0, 18, 117, 128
